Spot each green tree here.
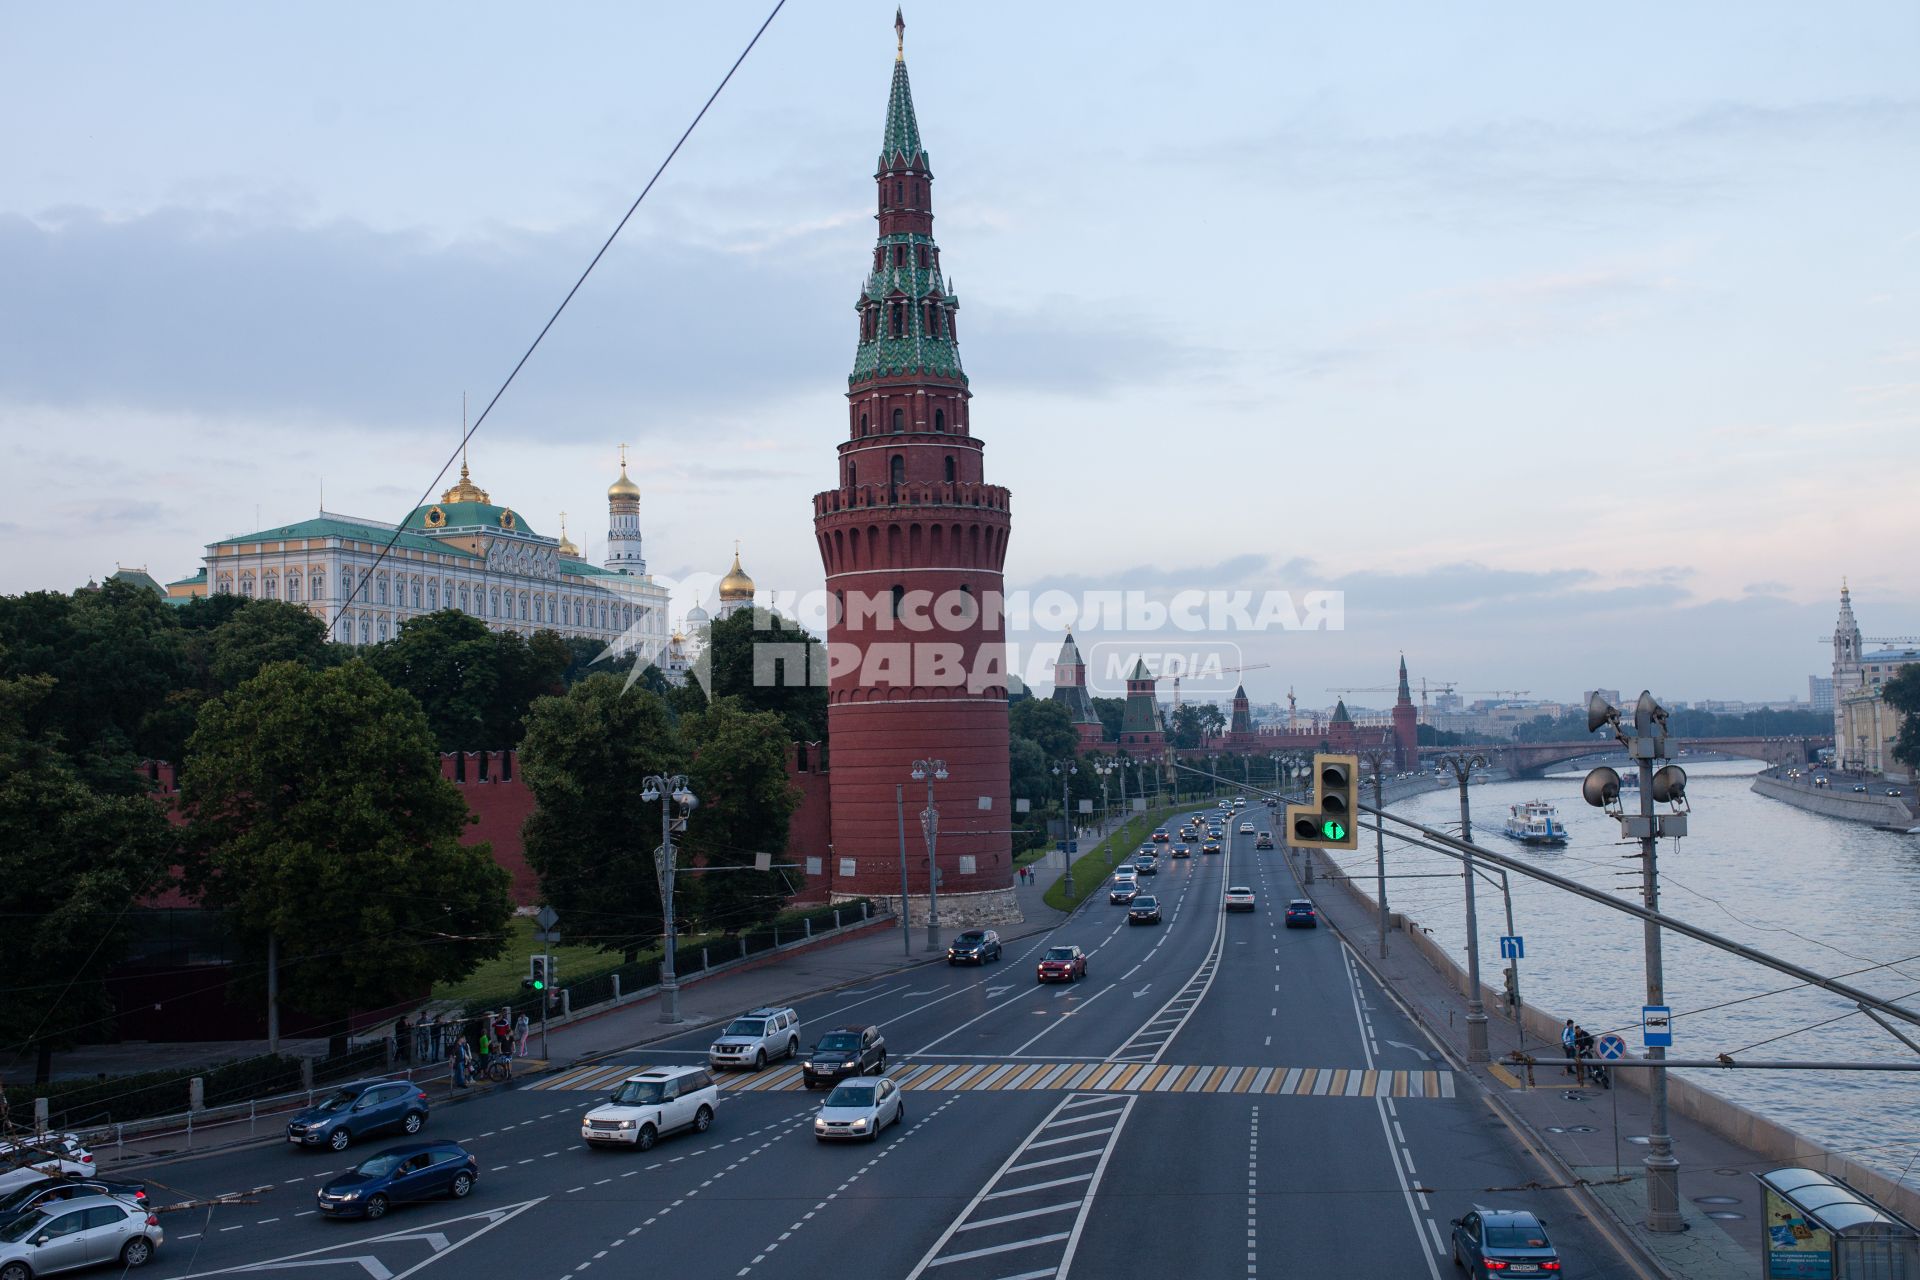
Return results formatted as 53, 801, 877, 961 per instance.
0, 581, 189, 789
698, 609, 828, 742
520, 675, 684, 960
1009, 698, 1077, 762
367, 611, 500, 749
0, 671, 177, 1081
205, 599, 333, 691
1882, 666, 1920, 773
1169, 704, 1205, 750
678, 699, 803, 932
179, 660, 511, 1030
1090, 696, 1126, 742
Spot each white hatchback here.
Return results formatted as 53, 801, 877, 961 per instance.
581, 1067, 719, 1151
813, 1077, 905, 1143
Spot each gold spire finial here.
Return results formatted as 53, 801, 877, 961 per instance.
895, 6, 905, 60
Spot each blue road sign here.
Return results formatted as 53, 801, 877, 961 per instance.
1595, 1033, 1627, 1061
1056, 841, 1079, 854
1499, 935, 1524, 960
1642, 1005, 1673, 1049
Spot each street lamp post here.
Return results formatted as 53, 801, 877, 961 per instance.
895, 784, 912, 957
640, 773, 698, 1025
911, 758, 948, 952
1090, 757, 1116, 841
1435, 751, 1490, 1062
1053, 761, 1079, 902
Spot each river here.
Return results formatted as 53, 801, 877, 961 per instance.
1328, 759, 1920, 1189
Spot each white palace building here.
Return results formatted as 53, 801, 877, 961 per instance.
168, 451, 674, 663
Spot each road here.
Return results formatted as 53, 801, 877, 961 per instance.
116, 811, 1643, 1279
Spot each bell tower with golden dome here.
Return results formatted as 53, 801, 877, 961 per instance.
604, 444, 646, 575
716, 543, 756, 619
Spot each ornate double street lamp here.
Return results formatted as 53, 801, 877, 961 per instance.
640, 773, 698, 1025
1052, 760, 1078, 901
911, 758, 948, 952
1434, 751, 1490, 1062
1089, 757, 1117, 843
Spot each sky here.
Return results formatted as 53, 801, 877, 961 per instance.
3, 1, 1917, 707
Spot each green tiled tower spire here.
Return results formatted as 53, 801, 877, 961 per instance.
850, 9, 964, 386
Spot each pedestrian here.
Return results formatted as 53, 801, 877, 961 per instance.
395, 1014, 411, 1065
452, 1035, 473, 1088
1574, 1025, 1594, 1086
493, 1009, 513, 1058
1560, 1020, 1576, 1076
515, 1012, 531, 1058
475, 1023, 491, 1076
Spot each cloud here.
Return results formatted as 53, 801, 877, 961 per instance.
1745, 580, 1790, 596
0, 206, 1202, 444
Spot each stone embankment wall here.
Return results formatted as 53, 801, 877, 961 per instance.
1751, 774, 1914, 830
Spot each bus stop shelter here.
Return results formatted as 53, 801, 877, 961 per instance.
1757, 1167, 1918, 1279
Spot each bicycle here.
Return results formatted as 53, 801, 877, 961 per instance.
484, 1057, 513, 1084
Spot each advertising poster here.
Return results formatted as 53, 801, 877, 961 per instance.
1764, 1186, 1833, 1280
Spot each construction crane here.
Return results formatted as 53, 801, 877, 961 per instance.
1166, 661, 1271, 713
1329, 677, 1456, 719
1457, 689, 1532, 700
1816, 635, 1920, 647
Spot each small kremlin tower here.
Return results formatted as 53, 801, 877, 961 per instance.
812, 12, 1015, 922
1391, 653, 1419, 768
1049, 632, 1106, 751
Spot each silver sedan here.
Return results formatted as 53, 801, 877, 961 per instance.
813, 1077, 905, 1142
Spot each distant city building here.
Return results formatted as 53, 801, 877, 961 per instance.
1829, 581, 1918, 774
1809, 675, 1834, 713
1582, 688, 1622, 713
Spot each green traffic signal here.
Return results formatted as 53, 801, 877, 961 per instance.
1321, 819, 1347, 841
532, 978, 546, 991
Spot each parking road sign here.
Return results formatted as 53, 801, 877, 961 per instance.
1642, 1005, 1673, 1049
1595, 1033, 1627, 1061
1498, 935, 1524, 960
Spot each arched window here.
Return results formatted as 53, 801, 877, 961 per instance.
412, 580, 422, 608
341, 569, 353, 599
263, 575, 277, 600
890, 455, 906, 486
287, 575, 301, 602
240, 575, 254, 598
917, 245, 928, 268
520, 594, 529, 620
359, 618, 370, 645
375, 575, 386, 604
895, 180, 903, 204
459, 585, 469, 613
859, 412, 869, 436
489, 589, 500, 617
874, 247, 883, 271
927, 306, 940, 337
944, 455, 956, 483
893, 244, 906, 267
934, 408, 946, 432
890, 302, 903, 336
378, 616, 389, 641
891, 584, 904, 621
843, 459, 854, 486
891, 408, 905, 433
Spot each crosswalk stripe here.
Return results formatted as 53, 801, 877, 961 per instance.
531, 1060, 1455, 1100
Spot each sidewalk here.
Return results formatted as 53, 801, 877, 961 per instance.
1297, 846, 1763, 1280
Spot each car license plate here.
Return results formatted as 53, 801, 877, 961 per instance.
287, 1134, 303, 1143
1509, 1267, 1537, 1274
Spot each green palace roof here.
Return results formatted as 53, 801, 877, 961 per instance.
213, 516, 478, 559
400, 501, 540, 539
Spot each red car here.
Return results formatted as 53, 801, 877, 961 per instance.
1035, 945, 1087, 983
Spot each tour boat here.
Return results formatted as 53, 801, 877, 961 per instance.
1502, 800, 1568, 846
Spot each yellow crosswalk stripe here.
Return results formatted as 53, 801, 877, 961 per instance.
534, 1060, 1454, 1099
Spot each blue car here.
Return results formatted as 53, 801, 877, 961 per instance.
287, 1080, 430, 1153
316, 1142, 478, 1220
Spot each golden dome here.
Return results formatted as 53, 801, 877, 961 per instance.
441, 459, 490, 504
556, 512, 580, 558
717, 544, 755, 602
608, 445, 640, 500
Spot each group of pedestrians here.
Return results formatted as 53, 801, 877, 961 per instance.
431, 1007, 531, 1089
1559, 1019, 1611, 1089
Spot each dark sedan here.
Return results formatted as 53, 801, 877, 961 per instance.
1285, 899, 1318, 928
946, 929, 1003, 965
1170, 844, 1191, 859
287, 1079, 430, 1153
1132, 857, 1158, 876
803, 1025, 886, 1088
1127, 895, 1161, 925
1450, 1208, 1560, 1276
316, 1142, 478, 1220
1036, 946, 1087, 983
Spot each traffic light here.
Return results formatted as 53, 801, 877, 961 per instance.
526, 956, 550, 992
1285, 753, 1359, 851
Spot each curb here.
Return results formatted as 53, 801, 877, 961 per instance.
1300, 849, 1674, 1280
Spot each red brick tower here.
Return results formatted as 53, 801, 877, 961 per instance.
1050, 631, 1107, 752
812, 12, 1016, 923
1392, 654, 1419, 768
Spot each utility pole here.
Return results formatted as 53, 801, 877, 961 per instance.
1437, 751, 1490, 1062
1359, 747, 1393, 960
1053, 760, 1078, 902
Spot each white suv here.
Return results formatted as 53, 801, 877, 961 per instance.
581, 1066, 718, 1151
708, 1006, 802, 1071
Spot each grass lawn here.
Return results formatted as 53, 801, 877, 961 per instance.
431, 916, 642, 1005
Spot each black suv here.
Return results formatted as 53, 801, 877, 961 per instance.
947, 929, 1003, 965
802, 1025, 886, 1088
